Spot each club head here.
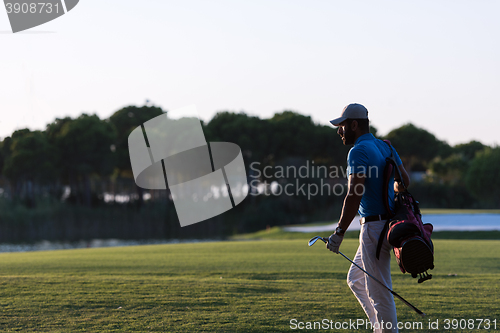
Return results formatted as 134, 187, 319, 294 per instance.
308, 236, 327, 246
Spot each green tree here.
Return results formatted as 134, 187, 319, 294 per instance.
108, 105, 165, 175
429, 154, 466, 184
267, 111, 318, 160
454, 141, 486, 160
48, 114, 117, 206
2, 130, 57, 207
429, 140, 488, 184
108, 105, 165, 206
0, 137, 12, 176
205, 110, 350, 165
464, 147, 500, 207
204, 111, 268, 162
384, 123, 450, 171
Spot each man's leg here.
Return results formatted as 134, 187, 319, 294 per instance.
361, 221, 398, 333
347, 222, 398, 333
347, 243, 378, 326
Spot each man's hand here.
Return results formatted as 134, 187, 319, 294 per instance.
326, 233, 344, 254
394, 164, 411, 192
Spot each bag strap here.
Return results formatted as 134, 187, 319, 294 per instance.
383, 140, 407, 190
375, 221, 390, 260
381, 143, 395, 218
376, 140, 401, 260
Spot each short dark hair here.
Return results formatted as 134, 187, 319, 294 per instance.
347, 118, 370, 133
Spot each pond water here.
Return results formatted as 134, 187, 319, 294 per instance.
1, 214, 498, 253
283, 214, 500, 233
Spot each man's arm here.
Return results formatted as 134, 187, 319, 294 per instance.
326, 173, 365, 253
338, 173, 365, 231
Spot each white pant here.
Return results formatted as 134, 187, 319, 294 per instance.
347, 220, 398, 333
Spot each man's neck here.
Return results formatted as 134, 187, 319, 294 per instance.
353, 131, 370, 143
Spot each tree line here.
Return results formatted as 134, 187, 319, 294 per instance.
0, 105, 498, 242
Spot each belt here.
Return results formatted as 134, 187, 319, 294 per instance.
359, 214, 391, 224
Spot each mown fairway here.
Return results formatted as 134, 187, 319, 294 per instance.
0, 239, 499, 332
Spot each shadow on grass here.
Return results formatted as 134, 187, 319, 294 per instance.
234, 272, 347, 281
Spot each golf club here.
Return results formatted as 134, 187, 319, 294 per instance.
308, 236, 426, 317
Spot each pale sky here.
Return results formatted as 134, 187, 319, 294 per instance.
1, 0, 499, 146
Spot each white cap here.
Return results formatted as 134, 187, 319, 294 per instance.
330, 103, 368, 126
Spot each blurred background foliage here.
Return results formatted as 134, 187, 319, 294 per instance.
0, 105, 497, 242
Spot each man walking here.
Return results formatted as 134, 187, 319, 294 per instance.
326, 103, 410, 333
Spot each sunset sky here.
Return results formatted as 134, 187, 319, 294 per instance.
1, 0, 499, 146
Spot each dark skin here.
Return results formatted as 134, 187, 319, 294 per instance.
335, 119, 410, 233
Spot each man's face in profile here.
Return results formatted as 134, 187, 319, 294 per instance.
337, 120, 356, 145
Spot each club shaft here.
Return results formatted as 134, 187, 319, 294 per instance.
311, 237, 425, 317
338, 251, 426, 317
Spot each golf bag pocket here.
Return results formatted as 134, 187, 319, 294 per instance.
393, 236, 434, 283
387, 219, 421, 248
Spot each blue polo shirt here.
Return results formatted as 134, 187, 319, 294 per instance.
346, 133, 402, 217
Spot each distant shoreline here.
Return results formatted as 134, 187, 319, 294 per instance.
0, 238, 220, 254
2, 211, 499, 253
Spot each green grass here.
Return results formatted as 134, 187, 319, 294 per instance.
232, 226, 500, 241
420, 209, 500, 215
0, 239, 499, 332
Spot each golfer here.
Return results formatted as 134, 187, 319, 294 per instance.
327, 103, 410, 333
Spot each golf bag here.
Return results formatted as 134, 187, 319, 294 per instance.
376, 140, 434, 283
